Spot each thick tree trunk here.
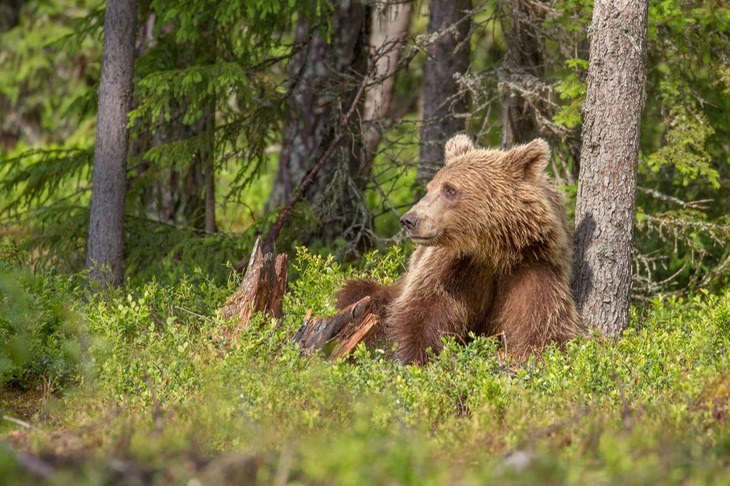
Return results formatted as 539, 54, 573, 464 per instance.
86, 0, 138, 287
417, 0, 471, 185
360, 0, 413, 174
265, 22, 329, 212
500, 0, 544, 149
573, 0, 648, 334
266, 0, 370, 249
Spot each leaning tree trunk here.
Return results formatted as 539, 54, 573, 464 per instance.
86, 0, 138, 287
573, 0, 648, 335
417, 0, 471, 185
500, 0, 544, 149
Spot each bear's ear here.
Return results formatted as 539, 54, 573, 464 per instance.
508, 138, 550, 180
444, 134, 475, 163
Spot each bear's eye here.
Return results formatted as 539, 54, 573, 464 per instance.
443, 184, 457, 199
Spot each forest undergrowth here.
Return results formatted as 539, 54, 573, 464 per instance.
1, 244, 730, 485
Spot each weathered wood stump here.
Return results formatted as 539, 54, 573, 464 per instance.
330, 313, 380, 360
222, 237, 381, 359
221, 236, 287, 339
293, 296, 381, 360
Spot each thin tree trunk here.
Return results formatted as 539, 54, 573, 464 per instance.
86, 0, 138, 287
203, 100, 216, 234
573, 0, 648, 334
360, 0, 413, 174
417, 0, 471, 185
500, 0, 544, 148
203, 149, 216, 234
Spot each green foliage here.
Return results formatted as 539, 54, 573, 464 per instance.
646, 104, 719, 188
1, 255, 729, 483
0, 243, 84, 392
553, 58, 588, 129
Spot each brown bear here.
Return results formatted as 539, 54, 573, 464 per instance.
335, 134, 584, 364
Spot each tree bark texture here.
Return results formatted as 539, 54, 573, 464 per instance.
203, 103, 216, 235
86, 0, 138, 287
500, 0, 545, 148
222, 237, 287, 339
266, 1, 368, 212
361, 0, 413, 174
573, 0, 648, 335
266, 0, 372, 249
417, 0, 471, 185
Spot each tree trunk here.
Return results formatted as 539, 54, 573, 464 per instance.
573, 0, 648, 334
266, 0, 370, 249
265, 21, 329, 212
86, 0, 138, 287
360, 0, 413, 174
203, 102, 216, 235
417, 0, 471, 185
500, 0, 544, 149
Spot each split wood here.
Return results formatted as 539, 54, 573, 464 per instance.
221, 236, 287, 339
223, 238, 380, 359
293, 296, 381, 360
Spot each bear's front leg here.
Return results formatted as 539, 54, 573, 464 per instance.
492, 263, 582, 358
386, 289, 469, 365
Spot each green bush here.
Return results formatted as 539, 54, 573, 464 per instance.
0, 243, 84, 392
3, 245, 730, 484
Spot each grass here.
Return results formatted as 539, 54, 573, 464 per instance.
1, 245, 730, 484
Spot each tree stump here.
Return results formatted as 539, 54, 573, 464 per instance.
222, 237, 381, 359
330, 313, 380, 360
221, 237, 287, 340
293, 297, 382, 360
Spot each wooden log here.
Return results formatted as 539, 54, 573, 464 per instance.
330, 313, 381, 360
293, 297, 372, 351
222, 236, 288, 337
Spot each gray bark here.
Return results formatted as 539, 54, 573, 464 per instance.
573, 0, 648, 334
500, 0, 544, 148
417, 0, 471, 185
86, 0, 138, 287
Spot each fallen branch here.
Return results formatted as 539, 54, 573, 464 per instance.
293, 296, 382, 359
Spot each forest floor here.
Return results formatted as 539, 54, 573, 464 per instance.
1, 247, 730, 485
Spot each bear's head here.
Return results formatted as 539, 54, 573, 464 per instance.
400, 134, 564, 268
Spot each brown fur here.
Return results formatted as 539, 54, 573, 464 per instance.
336, 135, 584, 364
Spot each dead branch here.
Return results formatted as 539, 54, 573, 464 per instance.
293, 296, 382, 359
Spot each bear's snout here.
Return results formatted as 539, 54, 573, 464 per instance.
400, 213, 419, 232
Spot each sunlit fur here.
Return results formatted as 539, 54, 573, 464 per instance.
336, 135, 584, 364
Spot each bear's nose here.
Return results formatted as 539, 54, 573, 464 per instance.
400, 214, 419, 231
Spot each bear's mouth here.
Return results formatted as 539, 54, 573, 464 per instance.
409, 234, 439, 245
